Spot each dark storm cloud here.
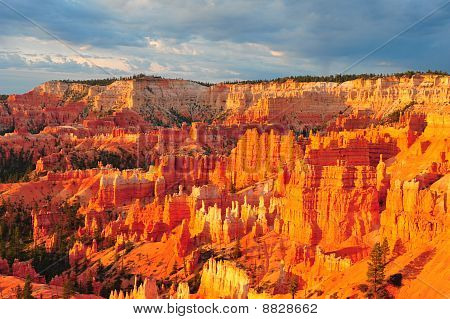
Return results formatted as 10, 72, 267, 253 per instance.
0, 0, 144, 47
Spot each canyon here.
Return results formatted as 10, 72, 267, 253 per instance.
0, 72, 449, 299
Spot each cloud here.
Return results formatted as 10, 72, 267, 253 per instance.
0, 35, 135, 77
146, 37, 200, 56
79, 45, 93, 51
148, 62, 169, 73
0, 0, 449, 93
270, 50, 284, 57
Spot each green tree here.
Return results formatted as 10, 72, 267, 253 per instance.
96, 261, 105, 282
15, 285, 23, 299
182, 258, 187, 278
22, 275, 34, 299
290, 277, 298, 299
62, 280, 75, 299
85, 279, 94, 294
188, 270, 202, 294
171, 260, 178, 275
366, 242, 386, 298
0, 239, 5, 258
381, 238, 390, 265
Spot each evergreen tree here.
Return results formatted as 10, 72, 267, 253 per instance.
62, 280, 75, 299
22, 275, 34, 299
96, 261, 105, 282
188, 270, 202, 294
182, 258, 187, 278
366, 242, 386, 298
171, 260, 178, 275
15, 285, 23, 299
113, 275, 122, 292
381, 238, 390, 265
0, 239, 5, 258
85, 279, 94, 294
290, 277, 298, 299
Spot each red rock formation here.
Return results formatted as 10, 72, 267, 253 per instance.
380, 178, 448, 250
273, 161, 380, 250
176, 281, 190, 299
68, 240, 97, 266
97, 169, 155, 208
32, 210, 66, 243
6, 89, 86, 132
327, 110, 374, 132
173, 220, 192, 257
25, 74, 450, 130
224, 75, 450, 127
190, 195, 270, 244
0, 258, 9, 275
158, 154, 227, 193
35, 152, 72, 173
198, 258, 249, 298
11, 260, 45, 283
0, 130, 60, 163
305, 129, 399, 167
228, 128, 302, 190
312, 246, 352, 273
110, 277, 158, 299
163, 192, 191, 229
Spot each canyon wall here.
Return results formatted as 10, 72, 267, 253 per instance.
19, 74, 449, 129
380, 113, 450, 250
272, 161, 380, 249
228, 128, 302, 190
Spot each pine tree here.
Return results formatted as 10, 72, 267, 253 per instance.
15, 285, 23, 299
366, 242, 385, 298
96, 261, 105, 282
290, 277, 298, 299
85, 279, 94, 294
171, 260, 178, 275
182, 258, 187, 278
22, 275, 34, 299
62, 280, 74, 299
0, 239, 5, 259
381, 238, 390, 265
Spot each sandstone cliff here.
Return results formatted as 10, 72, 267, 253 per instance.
272, 161, 380, 250
18, 73, 449, 129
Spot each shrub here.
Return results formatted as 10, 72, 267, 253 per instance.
388, 273, 403, 287
358, 283, 369, 292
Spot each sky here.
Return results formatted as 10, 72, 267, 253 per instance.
0, 0, 449, 93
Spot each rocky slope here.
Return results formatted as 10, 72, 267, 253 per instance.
5, 73, 447, 132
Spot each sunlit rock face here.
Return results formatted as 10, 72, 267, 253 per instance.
21, 74, 449, 130
223, 74, 450, 127
272, 162, 380, 249
110, 277, 159, 299
0, 73, 449, 299
380, 113, 450, 251
198, 258, 249, 299
227, 128, 302, 190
